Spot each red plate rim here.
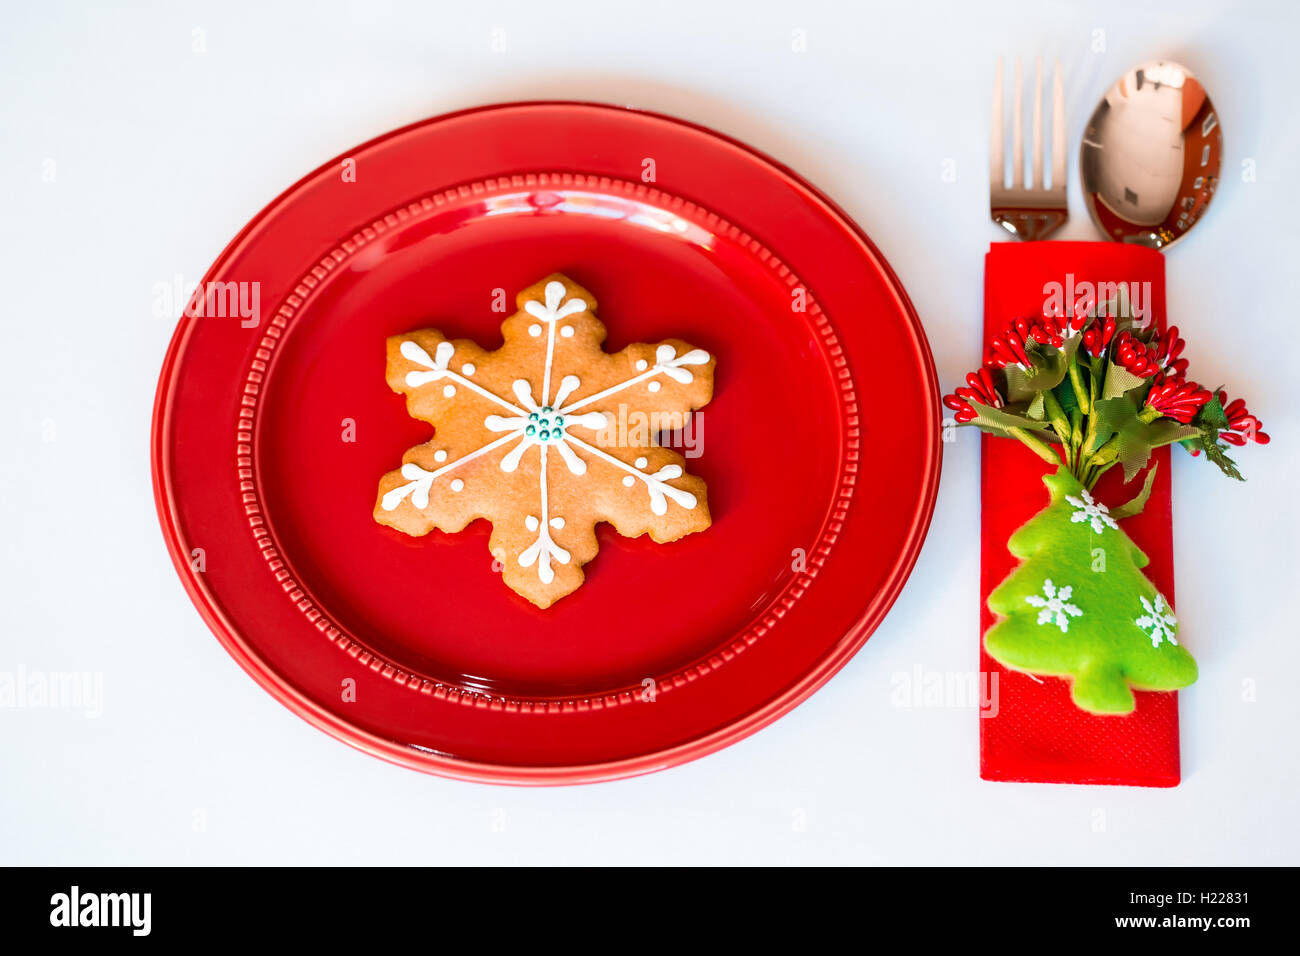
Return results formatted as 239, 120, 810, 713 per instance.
151, 100, 941, 784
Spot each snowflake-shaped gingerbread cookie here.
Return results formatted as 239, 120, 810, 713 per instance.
374, 274, 715, 608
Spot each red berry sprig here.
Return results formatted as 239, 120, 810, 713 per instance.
943, 367, 1004, 423
1081, 315, 1116, 358
1112, 330, 1160, 377
1218, 391, 1270, 446
1153, 325, 1189, 378
945, 308, 1266, 485
1027, 313, 1065, 348
1043, 295, 1093, 335
1144, 378, 1212, 424
984, 318, 1034, 368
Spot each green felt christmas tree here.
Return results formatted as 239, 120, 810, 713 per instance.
985, 466, 1198, 714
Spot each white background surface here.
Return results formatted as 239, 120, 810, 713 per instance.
2, 0, 1297, 865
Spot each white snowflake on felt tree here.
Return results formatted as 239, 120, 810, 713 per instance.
375, 274, 715, 608
1065, 488, 1119, 534
1023, 578, 1083, 633
1135, 593, 1179, 649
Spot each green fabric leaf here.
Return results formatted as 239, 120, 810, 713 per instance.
1101, 364, 1150, 400
1092, 397, 1199, 482
1183, 426, 1245, 481
1194, 391, 1230, 432
1003, 337, 1080, 403
1055, 381, 1080, 417
1025, 392, 1046, 421
1117, 419, 1199, 482
1058, 333, 1082, 365
1090, 395, 1137, 451
1108, 464, 1159, 520
985, 466, 1198, 714
965, 400, 1054, 439
1199, 437, 1245, 481
1142, 418, 1202, 449
1183, 390, 1244, 480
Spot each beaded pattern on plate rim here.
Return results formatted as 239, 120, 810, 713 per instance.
234, 172, 859, 714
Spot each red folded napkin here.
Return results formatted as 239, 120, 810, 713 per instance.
980, 241, 1181, 787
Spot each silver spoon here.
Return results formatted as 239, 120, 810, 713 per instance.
1080, 60, 1223, 248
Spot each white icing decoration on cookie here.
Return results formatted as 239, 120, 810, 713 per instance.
484, 414, 527, 432
567, 411, 608, 430
563, 435, 697, 516
400, 340, 455, 387
486, 400, 605, 475
635, 457, 648, 468
500, 437, 530, 473
461, 363, 475, 375
560, 326, 574, 338
622, 476, 634, 487
399, 338, 526, 415
450, 479, 464, 492
379, 431, 522, 512
648, 381, 661, 392
434, 450, 448, 462
512, 379, 539, 411
381, 465, 432, 510
398, 463, 432, 509
517, 444, 569, 584
528, 324, 542, 337
654, 344, 710, 383
524, 281, 588, 324
558, 345, 710, 414
549, 517, 564, 530
553, 439, 587, 475
443, 384, 456, 397
552, 375, 581, 408
635, 359, 648, 371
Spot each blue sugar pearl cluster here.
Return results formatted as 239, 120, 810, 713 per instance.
525, 407, 565, 442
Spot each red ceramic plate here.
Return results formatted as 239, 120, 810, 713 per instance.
152, 102, 939, 784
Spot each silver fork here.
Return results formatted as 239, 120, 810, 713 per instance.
990, 56, 1067, 241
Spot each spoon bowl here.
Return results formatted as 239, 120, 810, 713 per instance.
1080, 60, 1222, 248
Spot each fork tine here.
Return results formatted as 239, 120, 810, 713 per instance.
1051, 58, 1066, 190
990, 57, 1003, 189
992, 55, 1068, 239
1012, 57, 1023, 188
1032, 56, 1043, 188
